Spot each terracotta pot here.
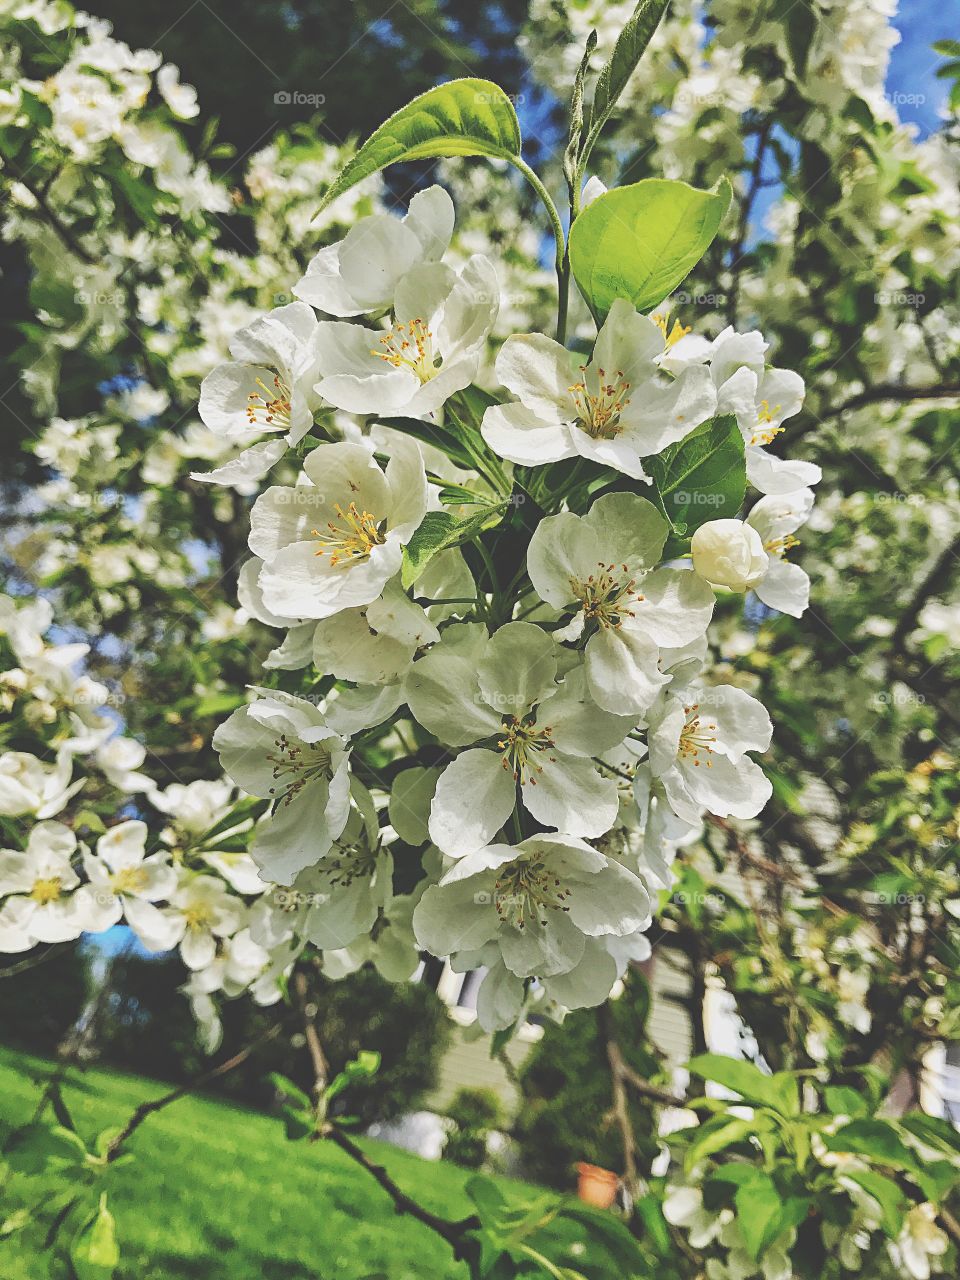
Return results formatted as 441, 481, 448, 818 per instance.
576, 1161, 618, 1209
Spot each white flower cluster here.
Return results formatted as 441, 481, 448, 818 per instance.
188, 187, 817, 1030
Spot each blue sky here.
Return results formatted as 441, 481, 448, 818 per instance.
889, 0, 953, 134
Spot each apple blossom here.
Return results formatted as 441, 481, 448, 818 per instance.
481, 298, 716, 479
312, 254, 499, 417
294, 185, 455, 316
249, 438, 428, 622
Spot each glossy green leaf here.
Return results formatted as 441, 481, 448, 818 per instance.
822, 1119, 922, 1172
569, 176, 732, 319
401, 505, 504, 588
844, 1169, 908, 1238
313, 79, 521, 217
683, 1115, 756, 1173
647, 416, 746, 536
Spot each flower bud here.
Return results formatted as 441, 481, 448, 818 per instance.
690, 519, 768, 591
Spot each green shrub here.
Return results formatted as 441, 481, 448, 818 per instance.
443, 1085, 504, 1169
515, 973, 662, 1190
96, 951, 451, 1123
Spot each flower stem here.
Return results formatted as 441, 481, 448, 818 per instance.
510, 156, 568, 343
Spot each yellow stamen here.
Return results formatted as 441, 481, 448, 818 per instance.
653, 311, 691, 350
265, 734, 333, 808
569, 365, 632, 440
371, 317, 439, 382
570, 561, 645, 629
679, 703, 717, 768
110, 867, 148, 895
246, 374, 292, 431
497, 716, 556, 785
764, 533, 800, 559
752, 399, 784, 446
313, 503, 386, 567
493, 857, 572, 930
30, 877, 62, 904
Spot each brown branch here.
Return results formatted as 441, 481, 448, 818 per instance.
293, 965, 478, 1257
890, 534, 960, 653
0, 152, 97, 265
939, 1206, 960, 1248
820, 382, 960, 422
597, 1002, 686, 1195
728, 119, 772, 325
325, 1127, 479, 1254
293, 968, 329, 1098
105, 1024, 282, 1162
0, 944, 68, 979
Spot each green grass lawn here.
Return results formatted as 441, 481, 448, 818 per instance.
0, 1045, 552, 1280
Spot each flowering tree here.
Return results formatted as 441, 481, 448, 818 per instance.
1, 1, 959, 1277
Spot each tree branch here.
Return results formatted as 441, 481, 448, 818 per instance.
105, 1024, 283, 1162
820, 382, 960, 422
727, 119, 771, 325
294, 965, 479, 1258
0, 152, 97, 265
325, 1126, 479, 1254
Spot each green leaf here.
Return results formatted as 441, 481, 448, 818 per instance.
844, 1169, 908, 1238
824, 1085, 870, 1119
465, 1174, 510, 1226
899, 1113, 960, 1158
4, 1123, 88, 1175
769, 0, 817, 76
586, 0, 670, 147
569, 176, 732, 320
559, 1203, 648, 1271
0, 1208, 30, 1238
376, 415, 477, 472
267, 1073, 311, 1110
687, 1054, 799, 1117
344, 1050, 381, 1079
683, 1115, 756, 1173
313, 79, 521, 217
401, 506, 504, 588
647, 416, 746, 535
735, 1173, 783, 1261
822, 1120, 922, 1173
193, 691, 247, 718
70, 1195, 119, 1280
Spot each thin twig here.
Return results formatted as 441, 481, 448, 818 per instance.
105, 1024, 283, 1162
0, 944, 67, 979
294, 967, 478, 1256
0, 153, 97, 264
293, 969, 329, 1098
325, 1127, 479, 1254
